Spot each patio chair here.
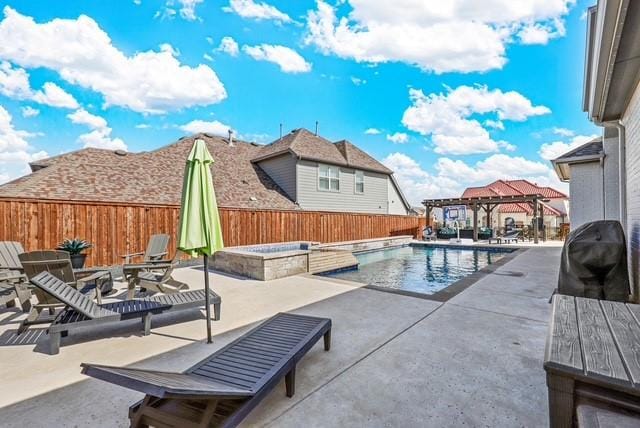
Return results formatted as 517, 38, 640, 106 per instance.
18, 250, 110, 332
81, 312, 331, 428
422, 226, 437, 241
501, 230, 521, 244
0, 241, 31, 311
123, 250, 188, 299
28, 271, 221, 354
121, 234, 170, 264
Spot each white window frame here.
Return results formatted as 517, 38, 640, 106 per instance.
355, 170, 364, 194
318, 163, 340, 192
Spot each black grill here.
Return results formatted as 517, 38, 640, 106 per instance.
558, 220, 630, 302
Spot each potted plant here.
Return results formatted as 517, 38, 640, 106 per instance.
57, 238, 92, 268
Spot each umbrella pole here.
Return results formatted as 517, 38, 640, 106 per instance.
204, 254, 212, 344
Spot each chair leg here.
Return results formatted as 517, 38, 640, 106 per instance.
142, 313, 152, 336
285, 365, 296, 398
213, 302, 221, 321
324, 329, 331, 351
18, 307, 41, 334
15, 285, 32, 313
49, 331, 61, 355
5, 299, 15, 308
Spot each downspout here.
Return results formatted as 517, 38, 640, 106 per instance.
597, 120, 626, 230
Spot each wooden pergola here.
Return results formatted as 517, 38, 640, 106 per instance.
422, 194, 549, 244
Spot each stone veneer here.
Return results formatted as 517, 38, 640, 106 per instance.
213, 247, 309, 281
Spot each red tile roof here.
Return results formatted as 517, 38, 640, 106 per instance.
461, 179, 566, 216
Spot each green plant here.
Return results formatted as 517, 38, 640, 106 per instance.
56, 238, 92, 255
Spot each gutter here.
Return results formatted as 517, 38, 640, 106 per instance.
597, 120, 626, 229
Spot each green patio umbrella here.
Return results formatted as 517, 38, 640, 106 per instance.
177, 138, 224, 343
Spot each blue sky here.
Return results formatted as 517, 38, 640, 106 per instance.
0, 0, 598, 204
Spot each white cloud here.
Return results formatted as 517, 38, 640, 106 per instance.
350, 76, 366, 85
217, 36, 240, 56
0, 61, 78, 109
386, 132, 409, 144
364, 128, 381, 135
539, 134, 598, 160
242, 44, 312, 73
552, 127, 574, 137
21, 106, 39, 117
305, 0, 574, 74
179, 119, 234, 136
402, 85, 550, 155
0, 7, 227, 114
157, 0, 203, 21
32, 82, 79, 109
0, 104, 47, 182
67, 108, 107, 129
135, 123, 151, 129
203, 53, 213, 61
223, 0, 292, 24
518, 19, 566, 45
484, 119, 504, 130
383, 151, 566, 203
67, 108, 126, 150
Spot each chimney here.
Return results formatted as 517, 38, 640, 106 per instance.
279, 123, 283, 140
227, 129, 234, 146
315, 121, 319, 136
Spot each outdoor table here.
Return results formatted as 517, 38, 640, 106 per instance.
544, 294, 640, 427
73, 267, 113, 295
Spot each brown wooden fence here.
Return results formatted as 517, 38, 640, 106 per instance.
0, 198, 425, 267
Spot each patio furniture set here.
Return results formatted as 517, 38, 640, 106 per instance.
1, 235, 332, 427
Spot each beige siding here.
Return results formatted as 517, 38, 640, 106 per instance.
387, 179, 408, 215
296, 160, 389, 213
256, 153, 297, 200
624, 80, 640, 301
569, 162, 604, 229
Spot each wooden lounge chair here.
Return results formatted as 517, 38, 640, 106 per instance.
0, 241, 32, 311
18, 250, 110, 332
81, 312, 331, 428
28, 271, 222, 354
122, 234, 171, 264
123, 250, 188, 299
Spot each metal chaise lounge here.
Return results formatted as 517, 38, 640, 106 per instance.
501, 230, 521, 243
28, 271, 221, 354
81, 312, 332, 428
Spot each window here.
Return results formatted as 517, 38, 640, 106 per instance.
319, 164, 340, 192
355, 170, 364, 193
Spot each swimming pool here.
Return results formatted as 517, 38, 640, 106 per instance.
321, 245, 514, 296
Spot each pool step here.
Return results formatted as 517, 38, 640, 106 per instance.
308, 250, 358, 274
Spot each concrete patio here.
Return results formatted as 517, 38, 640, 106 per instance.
0, 246, 560, 427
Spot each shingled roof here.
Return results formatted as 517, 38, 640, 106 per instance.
552, 137, 604, 181
252, 128, 393, 174
0, 134, 298, 209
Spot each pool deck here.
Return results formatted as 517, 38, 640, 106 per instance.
0, 246, 560, 427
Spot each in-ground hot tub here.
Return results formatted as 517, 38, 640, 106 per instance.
213, 242, 313, 281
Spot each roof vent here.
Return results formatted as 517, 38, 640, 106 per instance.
227, 129, 234, 147
249, 196, 257, 201
114, 150, 127, 156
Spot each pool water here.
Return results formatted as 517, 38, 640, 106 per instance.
322, 245, 513, 295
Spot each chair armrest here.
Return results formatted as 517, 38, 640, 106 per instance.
76, 270, 111, 284
147, 251, 168, 260
121, 252, 144, 264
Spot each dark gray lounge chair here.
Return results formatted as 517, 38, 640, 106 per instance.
28, 271, 222, 354
81, 312, 331, 427
122, 234, 171, 264
501, 230, 521, 243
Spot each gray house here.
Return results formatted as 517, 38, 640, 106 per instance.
552, 135, 620, 229
252, 128, 411, 215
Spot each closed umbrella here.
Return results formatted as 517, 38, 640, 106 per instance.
177, 138, 224, 343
